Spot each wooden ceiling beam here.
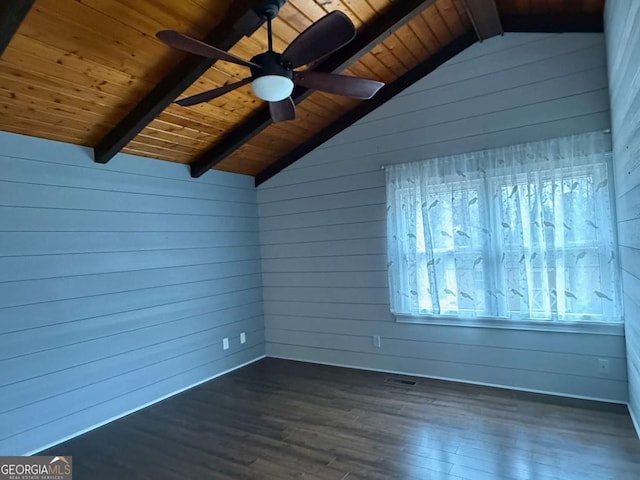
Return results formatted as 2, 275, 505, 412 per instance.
501, 14, 604, 33
254, 32, 478, 187
189, 0, 438, 178
0, 0, 35, 57
92, 0, 266, 165
462, 0, 503, 41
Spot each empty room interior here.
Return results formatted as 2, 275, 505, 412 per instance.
1, 0, 640, 478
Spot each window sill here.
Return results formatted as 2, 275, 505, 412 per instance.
394, 314, 625, 336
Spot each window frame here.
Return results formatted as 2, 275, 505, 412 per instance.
394, 311, 625, 335
387, 148, 623, 333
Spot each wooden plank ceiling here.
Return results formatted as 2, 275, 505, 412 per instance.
0, 0, 605, 181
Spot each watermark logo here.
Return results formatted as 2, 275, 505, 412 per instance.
0, 456, 72, 480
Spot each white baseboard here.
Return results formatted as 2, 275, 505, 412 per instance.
29, 355, 266, 456
28, 353, 635, 455
267, 354, 628, 406
628, 403, 640, 440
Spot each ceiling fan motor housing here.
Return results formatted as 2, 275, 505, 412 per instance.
256, 0, 286, 20
250, 51, 292, 80
249, 51, 294, 102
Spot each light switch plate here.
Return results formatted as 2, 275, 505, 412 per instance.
223, 337, 229, 350
240, 332, 246, 344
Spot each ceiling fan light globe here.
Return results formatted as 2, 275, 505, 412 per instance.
251, 75, 294, 102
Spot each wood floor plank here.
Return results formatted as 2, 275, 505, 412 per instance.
41, 358, 640, 479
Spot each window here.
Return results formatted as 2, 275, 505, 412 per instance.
385, 132, 623, 325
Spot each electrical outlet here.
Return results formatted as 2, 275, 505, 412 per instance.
373, 335, 381, 348
240, 332, 246, 344
223, 337, 229, 350
597, 358, 610, 375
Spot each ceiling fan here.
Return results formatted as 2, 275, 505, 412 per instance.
156, 0, 384, 122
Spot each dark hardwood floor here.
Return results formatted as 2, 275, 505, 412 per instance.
42, 358, 640, 479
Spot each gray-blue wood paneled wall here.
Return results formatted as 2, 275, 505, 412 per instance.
605, 0, 640, 437
258, 33, 628, 403
0, 132, 265, 454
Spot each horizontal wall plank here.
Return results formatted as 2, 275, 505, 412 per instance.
259, 187, 386, 218
259, 204, 385, 231
261, 255, 388, 273
320, 67, 608, 153
264, 314, 627, 358
0, 131, 254, 189
622, 271, 640, 305
0, 302, 263, 361
0, 231, 259, 257
316, 90, 610, 161
263, 272, 387, 288
613, 139, 640, 199
618, 218, 640, 247
257, 171, 384, 203
0, 155, 254, 203
356, 43, 606, 131
410, 34, 556, 75
0, 206, 257, 232
259, 221, 386, 245
0, 263, 261, 308
0, 181, 257, 217
1, 319, 265, 413
615, 182, 640, 222
619, 246, 640, 282
263, 301, 394, 322
446, 33, 552, 63
266, 329, 627, 381
398, 34, 604, 92
262, 286, 389, 304
0, 249, 260, 283
0, 276, 262, 333
260, 238, 386, 259
1, 317, 262, 387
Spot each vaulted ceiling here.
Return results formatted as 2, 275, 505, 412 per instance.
0, 0, 604, 185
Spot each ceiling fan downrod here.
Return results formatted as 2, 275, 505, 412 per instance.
257, 0, 285, 52
267, 17, 273, 52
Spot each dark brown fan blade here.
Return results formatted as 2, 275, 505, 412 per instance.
156, 30, 259, 69
269, 97, 295, 122
176, 78, 253, 106
294, 71, 384, 99
282, 11, 356, 69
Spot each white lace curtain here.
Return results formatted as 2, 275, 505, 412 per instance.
386, 132, 623, 323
